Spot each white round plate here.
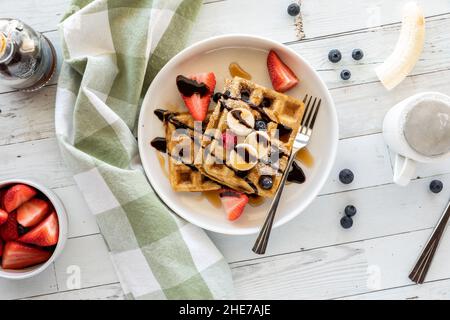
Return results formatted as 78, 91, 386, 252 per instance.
138, 34, 338, 235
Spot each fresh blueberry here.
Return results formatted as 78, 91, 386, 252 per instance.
328, 49, 342, 63
340, 216, 353, 229
259, 175, 274, 190
430, 180, 443, 194
344, 205, 357, 217
240, 89, 250, 101
340, 69, 351, 80
287, 3, 300, 16
352, 48, 364, 60
339, 169, 354, 184
255, 120, 267, 131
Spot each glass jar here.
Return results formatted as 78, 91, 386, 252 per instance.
0, 18, 56, 91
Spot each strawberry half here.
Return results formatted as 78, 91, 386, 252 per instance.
0, 211, 18, 241
176, 72, 216, 122
2, 184, 37, 213
219, 189, 249, 221
0, 239, 3, 257
267, 50, 299, 92
17, 198, 50, 228
0, 189, 6, 210
2, 241, 51, 270
0, 209, 8, 226
19, 211, 59, 246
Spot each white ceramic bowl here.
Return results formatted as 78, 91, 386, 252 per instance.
0, 179, 68, 280
138, 34, 338, 235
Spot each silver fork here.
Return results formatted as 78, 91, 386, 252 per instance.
252, 95, 321, 255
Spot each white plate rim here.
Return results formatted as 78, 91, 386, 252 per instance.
138, 34, 338, 235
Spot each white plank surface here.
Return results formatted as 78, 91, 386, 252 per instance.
0, 0, 450, 300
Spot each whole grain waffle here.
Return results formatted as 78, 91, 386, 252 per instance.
199, 77, 305, 197
164, 112, 221, 192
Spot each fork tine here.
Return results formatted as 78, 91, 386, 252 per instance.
300, 95, 313, 126
302, 97, 317, 128
308, 99, 321, 130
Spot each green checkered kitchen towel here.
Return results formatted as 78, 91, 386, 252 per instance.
55, 0, 234, 299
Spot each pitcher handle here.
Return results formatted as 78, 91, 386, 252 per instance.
393, 154, 416, 186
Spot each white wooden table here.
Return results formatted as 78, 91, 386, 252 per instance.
1, 0, 450, 300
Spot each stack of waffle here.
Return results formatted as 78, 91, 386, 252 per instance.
159, 77, 305, 197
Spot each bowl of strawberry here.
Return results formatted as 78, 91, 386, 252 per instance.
0, 179, 68, 279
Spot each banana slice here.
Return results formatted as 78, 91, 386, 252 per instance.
227, 108, 255, 136
245, 131, 270, 159
375, 2, 425, 90
229, 143, 258, 171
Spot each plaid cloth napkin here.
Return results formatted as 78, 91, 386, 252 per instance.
55, 0, 234, 299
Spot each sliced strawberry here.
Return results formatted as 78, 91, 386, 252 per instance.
0, 189, 6, 210
222, 131, 237, 150
2, 184, 37, 213
17, 198, 50, 228
18, 211, 59, 246
0, 211, 18, 241
2, 241, 51, 270
267, 50, 299, 92
177, 72, 216, 121
219, 189, 249, 221
0, 239, 3, 257
0, 209, 8, 226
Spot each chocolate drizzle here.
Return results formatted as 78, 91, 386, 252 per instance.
150, 137, 167, 153
230, 109, 253, 129
219, 190, 241, 198
256, 132, 269, 146
287, 162, 306, 184
176, 75, 209, 97
154, 109, 169, 122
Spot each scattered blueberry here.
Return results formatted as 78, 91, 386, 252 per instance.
287, 3, 300, 16
259, 175, 274, 190
352, 48, 364, 60
340, 216, 353, 229
344, 205, 357, 217
328, 49, 342, 63
339, 169, 354, 184
429, 180, 443, 194
340, 69, 351, 80
255, 120, 267, 131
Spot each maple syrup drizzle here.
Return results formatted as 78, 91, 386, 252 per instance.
229, 62, 252, 80
201, 190, 222, 209
156, 152, 169, 178
295, 147, 314, 168
248, 195, 266, 207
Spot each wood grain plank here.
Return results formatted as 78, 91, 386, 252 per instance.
189, 0, 450, 44
0, 86, 57, 145
288, 14, 450, 90
26, 283, 124, 300
337, 278, 450, 300
231, 227, 450, 299
333, 69, 450, 139
0, 137, 73, 189
209, 174, 450, 263
53, 234, 119, 291
0, 0, 67, 32
0, 266, 57, 300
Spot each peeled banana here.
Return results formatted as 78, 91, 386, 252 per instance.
375, 2, 425, 90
